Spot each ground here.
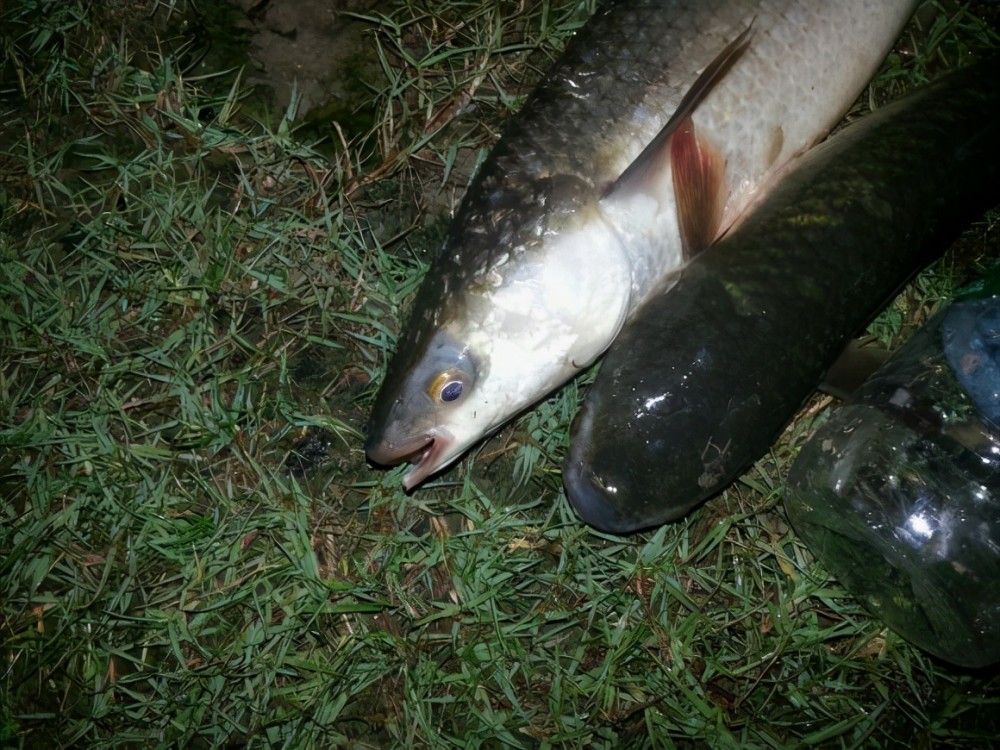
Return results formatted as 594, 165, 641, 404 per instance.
0, 0, 998, 747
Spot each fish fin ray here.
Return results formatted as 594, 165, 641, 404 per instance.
603, 21, 754, 206
672, 117, 726, 258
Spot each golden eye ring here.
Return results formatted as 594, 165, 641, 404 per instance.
429, 372, 465, 403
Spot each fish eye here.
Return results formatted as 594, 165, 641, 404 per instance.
428, 371, 467, 404
440, 380, 463, 402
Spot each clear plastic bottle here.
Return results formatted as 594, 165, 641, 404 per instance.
785, 292, 1000, 668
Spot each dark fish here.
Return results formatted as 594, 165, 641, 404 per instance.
565, 56, 1000, 533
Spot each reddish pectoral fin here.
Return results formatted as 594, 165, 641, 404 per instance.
603, 22, 751, 255
671, 116, 726, 258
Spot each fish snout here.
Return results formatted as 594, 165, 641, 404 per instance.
364, 428, 456, 491
563, 402, 646, 534
563, 458, 634, 534
364, 431, 431, 469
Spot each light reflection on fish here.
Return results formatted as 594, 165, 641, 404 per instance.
366, 0, 918, 489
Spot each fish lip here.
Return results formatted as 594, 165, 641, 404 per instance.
401, 434, 451, 490
365, 431, 455, 491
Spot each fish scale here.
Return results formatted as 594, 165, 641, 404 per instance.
367, 0, 918, 490
565, 56, 1000, 532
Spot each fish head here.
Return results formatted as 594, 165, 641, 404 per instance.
366, 173, 634, 489
364, 323, 481, 490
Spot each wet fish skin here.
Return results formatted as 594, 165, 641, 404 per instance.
564, 56, 1000, 533
366, 0, 917, 489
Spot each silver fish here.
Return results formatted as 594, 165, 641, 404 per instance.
366, 0, 918, 489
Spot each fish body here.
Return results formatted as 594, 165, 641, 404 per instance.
366, 0, 917, 489
564, 56, 1000, 533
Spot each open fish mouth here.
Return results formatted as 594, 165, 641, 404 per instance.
365, 431, 455, 491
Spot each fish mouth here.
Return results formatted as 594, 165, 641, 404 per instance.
365, 431, 455, 491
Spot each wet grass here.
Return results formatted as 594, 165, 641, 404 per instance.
1, 0, 998, 747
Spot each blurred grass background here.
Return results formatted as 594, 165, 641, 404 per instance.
1, 0, 998, 746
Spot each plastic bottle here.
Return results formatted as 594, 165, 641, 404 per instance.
785, 291, 1000, 668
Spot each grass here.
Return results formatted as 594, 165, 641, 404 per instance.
1, 0, 998, 747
